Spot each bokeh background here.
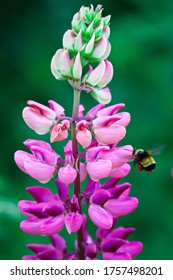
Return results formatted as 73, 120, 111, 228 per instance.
1, 0, 173, 260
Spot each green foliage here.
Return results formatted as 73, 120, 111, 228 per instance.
0, 0, 173, 259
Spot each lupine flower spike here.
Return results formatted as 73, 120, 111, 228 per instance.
14, 5, 143, 260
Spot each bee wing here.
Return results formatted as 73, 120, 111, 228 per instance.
147, 145, 166, 156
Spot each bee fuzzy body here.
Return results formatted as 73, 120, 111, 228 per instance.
133, 148, 156, 173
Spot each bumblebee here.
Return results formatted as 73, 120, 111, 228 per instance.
133, 148, 156, 173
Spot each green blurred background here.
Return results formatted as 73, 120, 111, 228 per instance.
1, 0, 173, 259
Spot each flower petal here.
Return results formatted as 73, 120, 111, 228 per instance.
88, 204, 113, 229
104, 197, 138, 216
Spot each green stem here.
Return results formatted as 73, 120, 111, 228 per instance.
72, 88, 85, 260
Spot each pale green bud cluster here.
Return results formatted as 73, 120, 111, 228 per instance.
51, 5, 113, 104
64, 5, 111, 62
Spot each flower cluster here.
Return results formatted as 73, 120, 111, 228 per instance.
14, 5, 143, 260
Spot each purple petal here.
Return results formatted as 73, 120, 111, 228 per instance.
108, 182, 132, 198
117, 241, 143, 258
91, 189, 112, 205
43, 201, 64, 216
27, 244, 53, 253
55, 179, 69, 202
101, 238, 125, 252
37, 249, 63, 260
85, 179, 101, 195
50, 235, 66, 251
41, 215, 65, 235
86, 243, 98, 259
22, 255, 40, 260
18, 200, 37, 218
107, 227, 136, 239
103, 252, 132, 260
26, 186, 55, 203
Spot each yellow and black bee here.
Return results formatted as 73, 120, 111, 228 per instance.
133, 148, 156, 173
131, 146, 165, 173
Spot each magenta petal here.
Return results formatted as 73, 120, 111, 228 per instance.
117, 241, 143, 258
65, 212, 83, 234
37, 249, 63, 260
26, 186, 55, 203
97, 103, 125, 117
22, 255, 40, 260
103, 252, 132, 260
50, 234, 66, 251
101, 238, 125, 252
41, 214, 65, 235
27, 244, 53, 253
91, 189, 112, 205
108, 227, 136, 239
104, 197, 139, 216
86, 243, 98, 259
88, 204, 113, 229
20, 218, 48, 235
18, 200, 37, 218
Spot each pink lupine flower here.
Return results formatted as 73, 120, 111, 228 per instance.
23, 234, 67, 260
101, 145, 133, 168
76, 120, 92, 148
58, 164, 77, 185
88, 204, 113, 229
65, 212, 83, 234
64, 194, 83, 233
86, 146, 112, 181
19, 187, 65, 235
104, 197, 138, 216
109, 163, 131, 178
22, 234, 71, 260
50, 120, 70, 142
97, 225, 143, 260
48, 100, 65, 117
22, 100, 57, 135
14, 139, 59, 183
87, 179, 138, 229
92, 115, 126, 145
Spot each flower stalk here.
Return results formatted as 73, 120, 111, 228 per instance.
72, 88, 85, 259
